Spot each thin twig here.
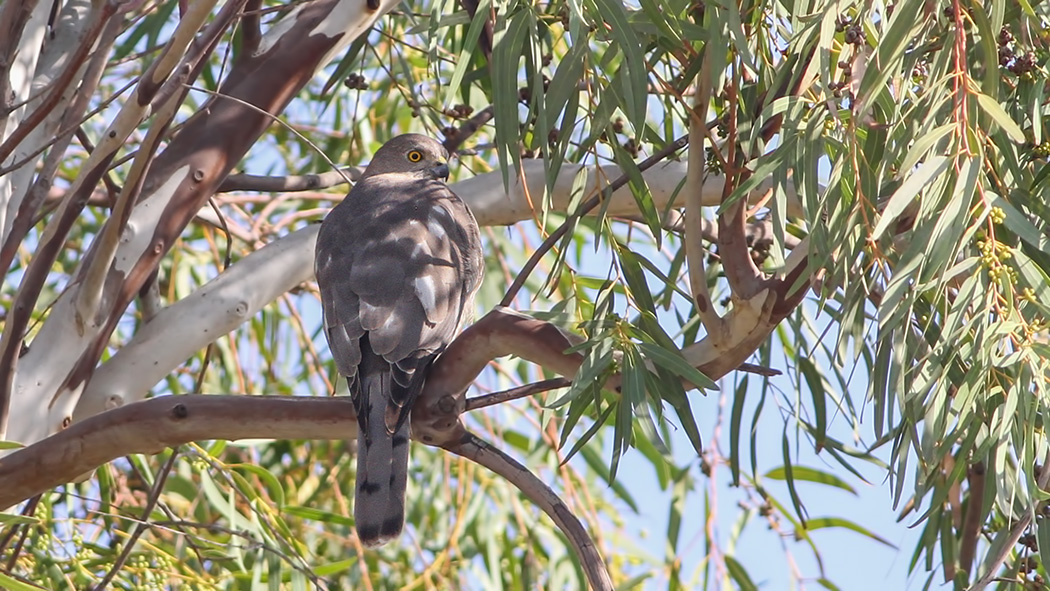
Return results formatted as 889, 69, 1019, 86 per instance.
92, 449, 180, 591
218, 167, 361, 192
736, 362, 780, 377
443, 105, 494, 154
466, 378, 571, 411
0, 494, 40, 569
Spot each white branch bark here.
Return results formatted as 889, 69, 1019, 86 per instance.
73, 226, 319, 421
0, 0, 54, 241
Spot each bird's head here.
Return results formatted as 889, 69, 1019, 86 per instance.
361, 133, 450, 181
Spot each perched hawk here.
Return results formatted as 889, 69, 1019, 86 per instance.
314, 134, 484, 546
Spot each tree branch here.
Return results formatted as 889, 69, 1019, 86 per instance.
684, 66, 726, 337
217, 167, 361, 192
443, 105, 493, 154
443, 431, 614, 591
0, 9, 122, 276
0, 395, 357, 509
466, 378, 571, 411
66, 156, 783, 440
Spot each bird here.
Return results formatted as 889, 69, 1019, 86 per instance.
314, 134, 484, 547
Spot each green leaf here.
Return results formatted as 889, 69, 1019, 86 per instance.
781, 429, 808, 525
636, 341, 715, 390
313, 559, 355, 577
282, 505, 355, 528
764, 466, 857, 495
444, 0, 493, 107
724, 555, 759, 591
0, 513, 38, 526
729, 376, 748, 486
0, 572, 47, 591
854, 0, 927, 116
1037, 516, 1050, 585
805, 517, 895, 547
590, 0, 647, 127
798, 356, 827, 452
491, 8, 532, 188
871, 155, 950, 240
974, 90, 1024, 143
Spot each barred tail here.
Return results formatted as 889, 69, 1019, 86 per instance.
354, 369, 410, 547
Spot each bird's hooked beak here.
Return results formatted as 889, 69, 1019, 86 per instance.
429, 162, 450, 181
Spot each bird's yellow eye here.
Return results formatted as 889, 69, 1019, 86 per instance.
407, 150, 423, 162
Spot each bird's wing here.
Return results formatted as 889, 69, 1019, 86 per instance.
314, 173, 484, 431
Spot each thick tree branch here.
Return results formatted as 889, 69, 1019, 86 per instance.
0, 0, 46, 145
0, 396, 357, 509
0, 0, 222, 439
75, 0, 248, 325
241, 0, 262, 57
0, 11, 121, 277
412, 307, 587, 446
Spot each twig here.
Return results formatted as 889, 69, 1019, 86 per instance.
0, 494, 40, 569
500, 134, 690, 307
217, 167, 361, 192
92, 449, 179, 591
466, 378, 571, 411
443, 105, 493, 154
736, 362, 780, 377
442, 431, 613, 591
